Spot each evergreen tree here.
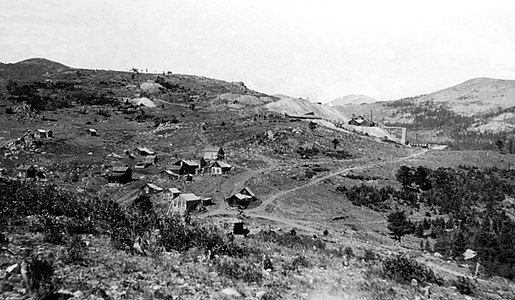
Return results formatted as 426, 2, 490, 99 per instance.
425, 240, 432, 252
396, 166, 414, 188
452, 230, 467, 259
387, 211, 414, 244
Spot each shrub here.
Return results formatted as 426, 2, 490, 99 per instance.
213, 256, 263, 283
43, 216, 68, 245
26, 254, 57, 299
453, 276, 476, 295
284, 255, 312, 272
159, 218, 254, 258
363, 249, 377, 262
257, 230, 325, 251
380, 254, 443, 285
65, 235, 88, 265
343, 246, 354, 257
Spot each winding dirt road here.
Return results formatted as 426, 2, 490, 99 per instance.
205, 148, 429, 230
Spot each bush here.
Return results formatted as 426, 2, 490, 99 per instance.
26, 254, 57, 299
43, 216, 68, 245
453, 276, 476, 295
65, 235, 88, 265
343, 246, 354, 258
363, 249, 377, 262
160, 218, 254, 258
284, 255, 312, 272
380, 254, 443, 285
257, 230, 325, 251
213, 256, 263, 283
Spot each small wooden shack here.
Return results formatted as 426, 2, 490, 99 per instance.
34, 129, 53, 139
203, 146, 225, 161
108, 166, 132, 184
167, 193, 202, 215
173, 159, 199, 175
17, 165, 36, 179
88, 128, 98, 136
210, 161, 232, 175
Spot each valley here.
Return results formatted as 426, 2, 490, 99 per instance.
0, 59, 514, 300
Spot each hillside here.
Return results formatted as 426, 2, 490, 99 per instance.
329, 78, 515, 147
326, 94, 377, 106
0, 58, 514, 299
265, 96, 348, 122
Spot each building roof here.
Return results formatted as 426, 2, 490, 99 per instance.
134, 147, 155, 155
204, 146, 222, 153
239, 187, 255, 197
230, 193, 252, 200
212, 161, 232, 168
17, 165, 34, 170
167, 165, 182, 171
112, 166, 131, 173
144, 183, 163, 192
166, 188, 181, 194
178, 193, 201, 202
181, 160, 199, 167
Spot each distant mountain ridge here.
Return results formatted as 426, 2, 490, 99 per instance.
326, 94, 377, 106
331, 77, 515, 133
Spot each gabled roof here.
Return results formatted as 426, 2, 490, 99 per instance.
17, 165, 34, 170
167, 165, 182, 171
204, 146, 222, 153
166, 188, 181, 194
212, 161, 232, 168
239, 187, 255, 197
178, 193, 201, 202
181, 160, 199, 167
134, 147, 155, 155
231, 193, 252, 200
112, 166, 131, 173
144, 183, 163, 192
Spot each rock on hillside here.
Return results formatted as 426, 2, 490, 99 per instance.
265, 96, 349, 122
326, 94, 377, 106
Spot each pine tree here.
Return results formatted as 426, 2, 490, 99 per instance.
425, 240, 432, 252
387, 211, 414, 244
452, 230, 467, 259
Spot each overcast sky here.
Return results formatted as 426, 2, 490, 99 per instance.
1, 0, 515, 101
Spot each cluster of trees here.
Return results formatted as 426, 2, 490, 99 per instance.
388, 165, 515, 279
5, 80, 116, 111
343, 165, 514, 279
449, 131, 513, 151
342, 183, 419, 211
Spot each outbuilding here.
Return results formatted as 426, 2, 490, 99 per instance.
108, 166, 132, 184
210, 161, 232, 175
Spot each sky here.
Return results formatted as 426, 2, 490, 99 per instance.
1, 0, 515, 102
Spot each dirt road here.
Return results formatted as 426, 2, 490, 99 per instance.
246, 148, 429, 215
204, 148, 429, 232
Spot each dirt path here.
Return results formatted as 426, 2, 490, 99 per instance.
246, 148, 429, 215
203, 148, 428, 232
202, 155, 276, 217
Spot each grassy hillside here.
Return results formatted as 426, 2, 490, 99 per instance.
1, 59, 514, 299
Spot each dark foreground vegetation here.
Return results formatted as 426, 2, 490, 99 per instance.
2, 177, 494, 299
342, 165, 515, 280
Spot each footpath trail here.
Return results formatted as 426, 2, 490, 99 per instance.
246, 148, 429, 216
204, 148, 429, 231
202, 155, 276, 217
